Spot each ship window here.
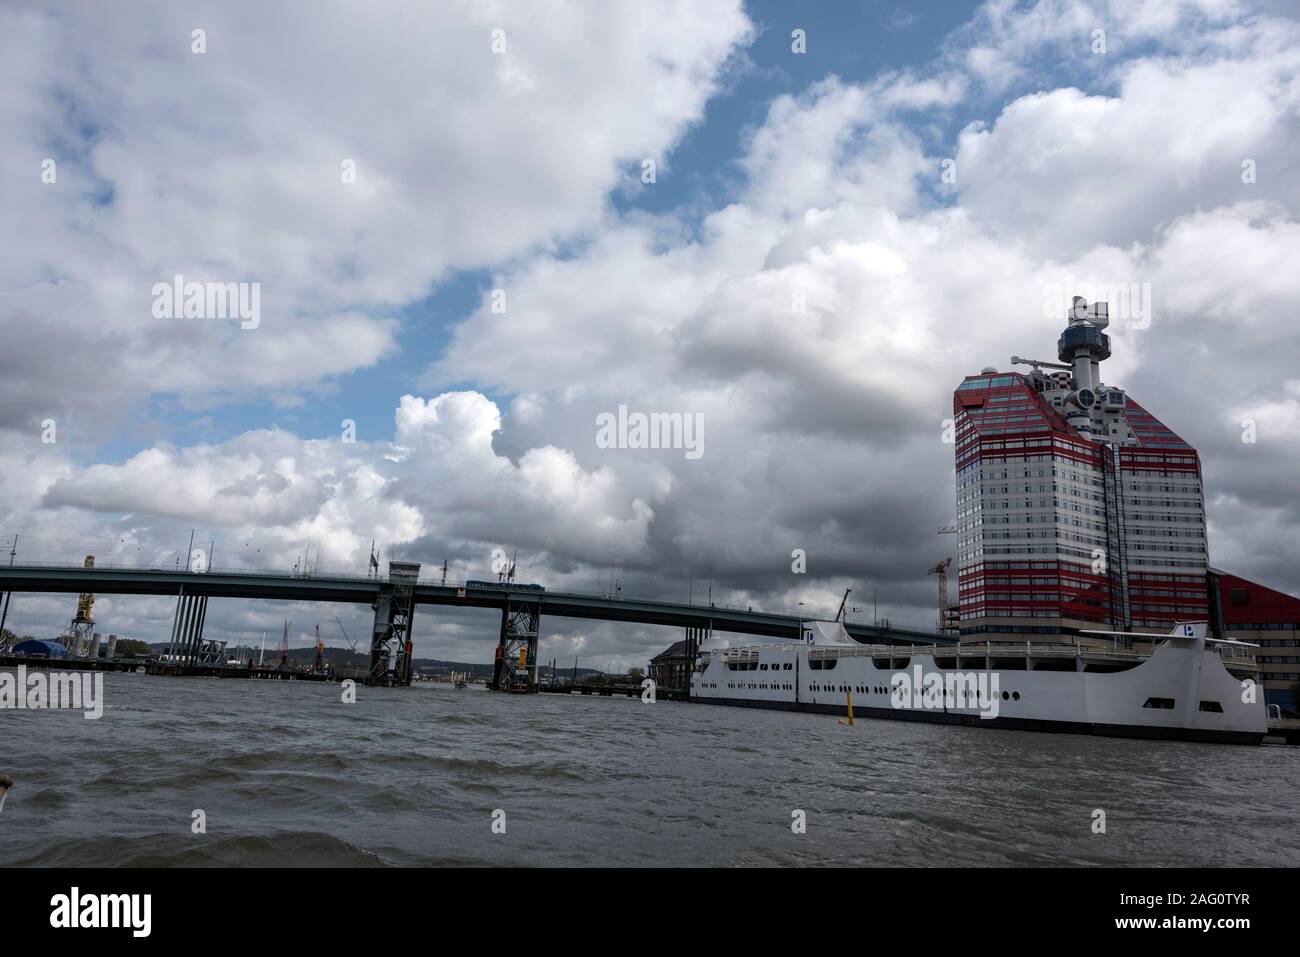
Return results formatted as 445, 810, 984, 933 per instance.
1012, 692, 1020, 701
1142, 697, 1176, 710
1198, 701, 1224, 713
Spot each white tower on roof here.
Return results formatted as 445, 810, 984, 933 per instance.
1056, 296, 1110, 436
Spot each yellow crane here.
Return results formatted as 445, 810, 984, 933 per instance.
67, 555, 96, 657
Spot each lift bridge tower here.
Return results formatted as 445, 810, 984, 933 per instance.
492, 599, 540, 692
367, 560, 420, 686
488, 553, 541, 693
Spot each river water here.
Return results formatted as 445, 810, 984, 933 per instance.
2, 671, 1297, 866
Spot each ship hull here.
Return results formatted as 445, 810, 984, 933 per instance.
690, 626, 1267, 745
691, 695, 1263, 745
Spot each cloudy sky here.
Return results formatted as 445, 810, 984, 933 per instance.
2, 0, 1299, 667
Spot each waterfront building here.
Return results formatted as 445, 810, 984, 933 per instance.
953, 296, 1300, 710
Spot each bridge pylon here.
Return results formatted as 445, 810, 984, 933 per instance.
367, 561, 420, 686
492, 597, 540, 692
164, 590, 208, 665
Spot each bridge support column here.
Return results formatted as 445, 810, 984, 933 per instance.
368, 561, 420, 686
169, 593, 207, 666
492, 630, 506, 691
492, 599, 540, 692
188, 596, 209, 664
168, 588, 185, 659
685, 626, 699, 697
170, 593, 193, 662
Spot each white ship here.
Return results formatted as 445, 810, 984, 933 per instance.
690, 620, 1267, 745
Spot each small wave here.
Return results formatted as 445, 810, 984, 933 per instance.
11, 831, 389, 867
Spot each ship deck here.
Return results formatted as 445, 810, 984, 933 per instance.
718, 639, 1258, 673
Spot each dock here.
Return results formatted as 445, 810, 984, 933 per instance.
0, 653, 145, 673
540, 682, 688, 701
145, 661, 349, 682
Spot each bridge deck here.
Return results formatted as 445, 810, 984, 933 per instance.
0, 563, 953, 646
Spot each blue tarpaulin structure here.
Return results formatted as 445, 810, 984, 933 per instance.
10, 639, 69, 658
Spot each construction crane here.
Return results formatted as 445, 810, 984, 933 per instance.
278, 620, 290, 668
334, 616, 358, 655
833, 588, 852, 622
928, 558, 956, 633
313, 624, 324, 672
67, 555, 96, 657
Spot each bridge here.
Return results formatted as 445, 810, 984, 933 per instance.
0, 562, 954, 690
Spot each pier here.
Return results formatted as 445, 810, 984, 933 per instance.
0, 653, 146, 673
540, 682, 689, 701
144, 661, 346, 681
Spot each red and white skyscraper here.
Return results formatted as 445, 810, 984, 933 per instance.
953, 297, 1210, 643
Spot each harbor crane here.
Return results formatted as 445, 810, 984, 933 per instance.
833, 588, 852, 623
334, 616, 358, 654
928, 558, 958, 633
498, 549, 518, 584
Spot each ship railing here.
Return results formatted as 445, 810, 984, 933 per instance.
714, 642, 1259, 672
801, 641, 1258, 669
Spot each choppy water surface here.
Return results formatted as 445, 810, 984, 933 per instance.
2, 671, 1297, 866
